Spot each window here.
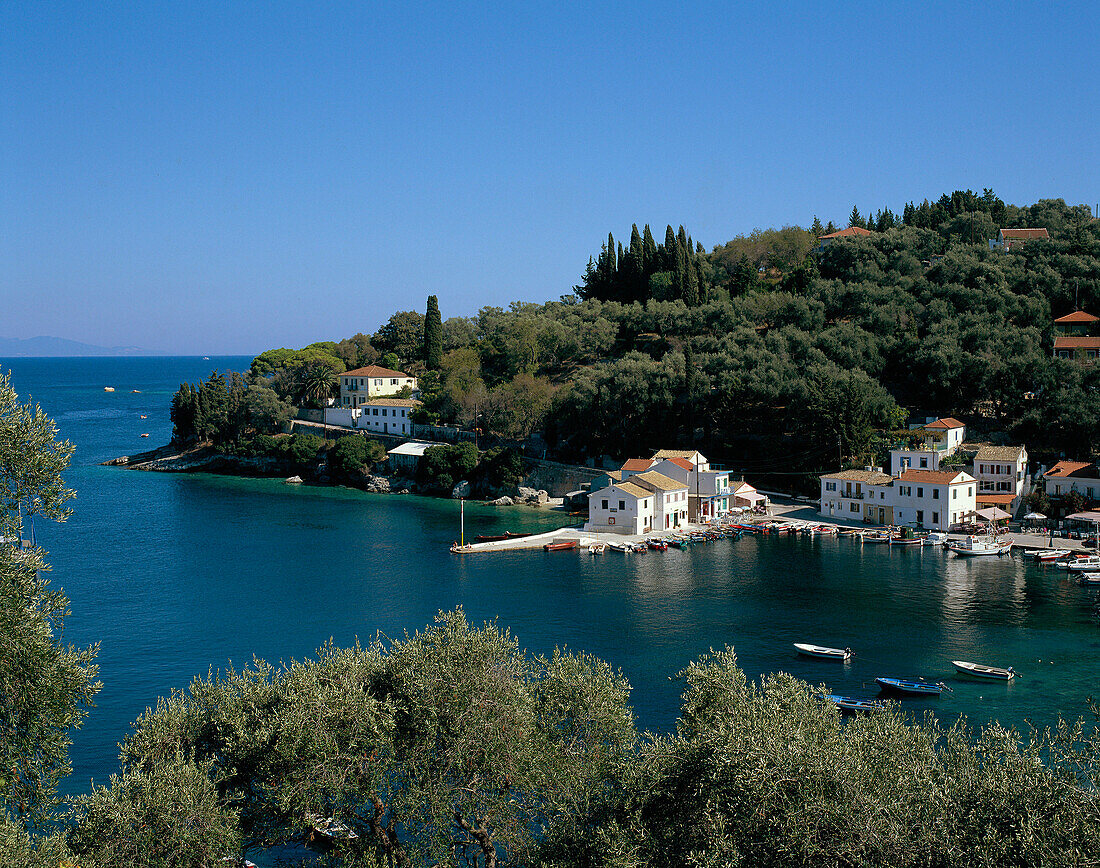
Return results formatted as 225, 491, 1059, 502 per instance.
360, 378, 365, 385
850, 502, 859, 512
601, 500, 608, 510
920, 457, 928, 468
382, 409, 388, 417
952, 489, 957, 499
880, 492, 885, 500
373, 409, 379, 416
917, 510, 924, 523
917, 487, 923, 498
391, 378, 398, 385
933, 488, 939, 499
932, 512, 938, 524
968, 486, 973, 496
618, 500, 625, 510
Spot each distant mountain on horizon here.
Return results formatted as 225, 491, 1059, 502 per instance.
0, 335, 147, 357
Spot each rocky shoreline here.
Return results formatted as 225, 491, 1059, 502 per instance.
103, 444, 556, 506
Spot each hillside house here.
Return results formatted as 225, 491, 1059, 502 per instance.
988, 227, 1050, 252
1053, 310, 1100, 363
972, 445, 1028, 515
816, 226, 875, 250
339, 365, 418, 407
1043, 461, 1100, 504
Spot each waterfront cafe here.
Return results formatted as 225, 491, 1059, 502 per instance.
1064, 510, 1100, 539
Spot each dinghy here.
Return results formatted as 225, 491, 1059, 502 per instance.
794, 643, 851, 661
952, 660, 1015, 680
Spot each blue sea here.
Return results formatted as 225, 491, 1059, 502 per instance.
3, 356, 1100, 797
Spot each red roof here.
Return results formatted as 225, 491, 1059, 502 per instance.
1000, 228, 1049, 240
976, 493, 1016, 505
1054, 310, 1099, 324
1054, 336, 1100, 349
621, 458, 654, 472
896, 469, 966, 484
343, 365, 412, 379
923, 417, 965, 430
1046, 460, 1097, 479
819, 226, 874, 239
663, 457, 693, 470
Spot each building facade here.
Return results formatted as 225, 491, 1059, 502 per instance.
339, 365, 418, 407
1053, 310, 1100, 363
324, 398, 418, 436
972, 445, 1028, 515
1043, 461, 1100, 502
820, 467, 976, 531
586, 482, 654, 535
630, 470, 689, 530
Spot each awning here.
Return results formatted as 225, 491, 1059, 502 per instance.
1066, 511, 1100, 523
976, 493, 1015, 505
1023, 511, 1046, 520
971, 507, 1011, 521
737, 491, 767, 503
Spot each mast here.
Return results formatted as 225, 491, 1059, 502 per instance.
460, 498, 465, 547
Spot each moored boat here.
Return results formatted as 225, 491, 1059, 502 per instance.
543, 539, 578, 552
1078, 571, 1100, 586
646, 538, 668, 550
825, 694, 884, 712
1028, 548, 1072, 561
924, 532, 949, 547
588, 543, 606, 554
948, 535, 1012, 557
875, 677, 950, 696
952, 660, 1016, 680
794, 643, 852, 661
1064, 556, 1100, 572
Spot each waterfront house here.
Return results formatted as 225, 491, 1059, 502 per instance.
820, 468, 893, 522
988, 227, 1049, 252
651, 449, 710, 471
1053, 310, 1100, 363
972, 445, 1028, 515
620, 458, 656, 479
732, 480, 766, 511
387, 440, 434, 474
650, 457, 732, 521
585, 482, 654, 535
339, 365, 418, 407
324, 398, 419, 436
819, 466, 975, 530
630, 470, 690, 530
888, 417, 966, 475
1042, 460, 1100, 503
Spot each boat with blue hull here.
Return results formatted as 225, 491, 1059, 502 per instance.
826, 694, 885, 712
875, 677, 950, 696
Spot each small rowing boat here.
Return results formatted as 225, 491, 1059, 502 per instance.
875, 677, 950, 696
952, 660, 1015, 680
825, 694, 884, 712
543, 539, 578, 552
1027, 548, 1072, 561
794, 643, 852, 661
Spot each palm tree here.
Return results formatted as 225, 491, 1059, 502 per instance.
296, 363, 339, 409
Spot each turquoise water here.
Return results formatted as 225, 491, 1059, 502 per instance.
4, 356, 1100, 797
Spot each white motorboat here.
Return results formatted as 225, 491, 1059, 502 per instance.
948, 535, 1012, 557
1028, 548, 1073, 562
1063, 556, 1100, 572
952, 660, 1016, 680
924, 532, 949, 547
1077, 572, 1100, 586
794, 643, 851, 661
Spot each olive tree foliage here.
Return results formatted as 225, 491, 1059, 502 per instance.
110, 609, 637, 867
579, 648, 1100, 868
0, 374, 99, 863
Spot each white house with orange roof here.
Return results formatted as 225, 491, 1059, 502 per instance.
651, 449, 710, 471
889, 417, 966, 475
650, 456, 732, 520
816, 226, 875, 250
820, 466, 975, 530
339, 365, 418, 407
630, 470, 689, 530
1042, 460, 1100, 503
989, 227, 1049, 252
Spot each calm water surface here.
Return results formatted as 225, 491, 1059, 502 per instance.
3, 356, 1100, 796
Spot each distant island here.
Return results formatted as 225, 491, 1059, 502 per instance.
0, 335, 145, 357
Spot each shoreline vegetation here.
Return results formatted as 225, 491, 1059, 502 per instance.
9, 266, 1100, 861
147, 190, 1100, 506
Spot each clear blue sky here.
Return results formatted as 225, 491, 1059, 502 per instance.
2, 2, 1097, 354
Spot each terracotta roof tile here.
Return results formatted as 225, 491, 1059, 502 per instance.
621, 458, 654, 472
1046, 460, 1097, 478
820, 226, 875, 239
1000, 228, 1049, 240
343, 365, 414, 379
665, 457, 693, 470
365, 398, 420, 407
974, 445, 1026, 462
821, 469, 892, 484
1054, 310, 1099, 324
976, 493, 1016, 505
923, 417, 965, 430
651, 449, 699, 460
1054, 336, 1100, 349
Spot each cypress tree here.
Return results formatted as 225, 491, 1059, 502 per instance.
642, 224, 657, 274
664, 225, 677, 271
424, 295, 443, 370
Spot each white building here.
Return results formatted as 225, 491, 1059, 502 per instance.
972, 445, 1028, 515
324, 398, 418, 436
339, 365, 418, 408
1043, 461, 1100, 502
888, 417, 966, 475
649, 457, 732, 521
651, 449, 710, 471
820, 467, 976, 531
631, 470, 689, 530
387, 440, 434, 474
586, 482, 655, 535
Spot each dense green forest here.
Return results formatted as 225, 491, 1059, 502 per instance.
177, 190, 1100, 490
